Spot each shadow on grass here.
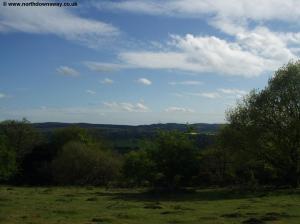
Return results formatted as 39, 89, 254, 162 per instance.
93, 188, 300, 202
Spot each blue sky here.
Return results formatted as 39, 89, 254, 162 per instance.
0, 0, 299, 124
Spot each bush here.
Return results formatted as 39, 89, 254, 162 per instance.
123, 131, 199, 190
123, 149, 155, 186
0, 135, 16, 181
50, 126, 94, 150
0, 118, 41, 162
52, 141, 122, 186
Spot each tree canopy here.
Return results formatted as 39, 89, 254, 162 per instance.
220, 61, 300, 186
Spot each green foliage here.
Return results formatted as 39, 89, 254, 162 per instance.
0, 135, 16, 181
51, 126, 94, 149
123, 149, 155, 186
0, 119, 41, 183
217, 61, 300, 187
150, 131, 199, 189
0, 118, 41, 162
198, 145, 234, 186
123, 131, 199, 189
52, 141, 122, 186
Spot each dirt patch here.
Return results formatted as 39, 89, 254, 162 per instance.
237, 205, 251, 209
52, 209, 78, 215
161, 211, 183, 215
221, 212, 243, 218
55, 198, 72, 202
115, 213, 132, 219
242, 217, 265, 224
168, 220, 183, 224
242, 212, 290, 223
63, 193, 76, 197
171, 205, 194, 211
144, 202, 162, 209
91, 217, 111, 223
86, 197, 97, 201
261, 212, 290, 221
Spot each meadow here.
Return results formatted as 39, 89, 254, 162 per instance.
0, 187, 300, 224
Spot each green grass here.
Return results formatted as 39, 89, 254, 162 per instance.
0, 187, 300, 224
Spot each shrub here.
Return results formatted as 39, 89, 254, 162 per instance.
52, 141, 121, 185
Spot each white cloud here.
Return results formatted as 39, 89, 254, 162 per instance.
57, 66, 79, 77
101, 78, 114, 84
136, 103, 149, 111
103, 101, 149, 112
84, 61, 124, 72
118, 35, 267, 77
170, 93, 185, 98
218, 88, 248, 98
0, 93, 6, 99
0, 0, 119, 47
165, 106, 195, 113
218, 88, 247, 95
96, 1, 299, 77
169, 80, 203, 85
97, 0, 300, 23
137, 78, 152, 85
96, 1, 168, 15
90, 32, 293, 77
119, 51, 186, 70
235, 27, 295, 65
187, 88, 248, 99
192, 92, 221, 99
86, 90, 96, 95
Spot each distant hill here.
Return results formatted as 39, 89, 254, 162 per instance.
32, 122, 224, 153
32, 122, 223, 134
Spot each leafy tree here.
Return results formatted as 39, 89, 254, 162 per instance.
20, 143, 54, 185
123, 131, 199, 190
51, 126, 94, 149
0, 118, 41, 162
0, 135, 16, 181
220, 61, 300, 187
0, 119, 41, 183
150, 131, 199, 189
197, 144, 234, 186
123, 149, 155, 186
47, 126, 97, 165
52, 141, 122, 186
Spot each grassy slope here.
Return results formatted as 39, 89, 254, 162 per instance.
0, 187, 300, 224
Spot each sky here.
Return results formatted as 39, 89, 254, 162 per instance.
0, 0, 299, 125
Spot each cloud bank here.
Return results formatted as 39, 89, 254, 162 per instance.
93, 0, 300, 77
0, 0, 119, 47
57, 66, 79, 77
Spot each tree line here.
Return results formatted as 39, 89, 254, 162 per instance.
1, 61, 300, 189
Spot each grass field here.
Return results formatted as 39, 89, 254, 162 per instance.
0, 187, 300, 224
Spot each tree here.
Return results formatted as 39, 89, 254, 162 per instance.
0, 135, 16, 181
123, 131, 199, 190
0, 119, 41, 183
123, 149, 155, 186
20, 143, 54, 185
220, 61, 300, 187
0, 118, 41, 162
52, 141, 122, 186
197, 144, 234, 186
51, 126, 94, 150
47, 126, 97, 165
